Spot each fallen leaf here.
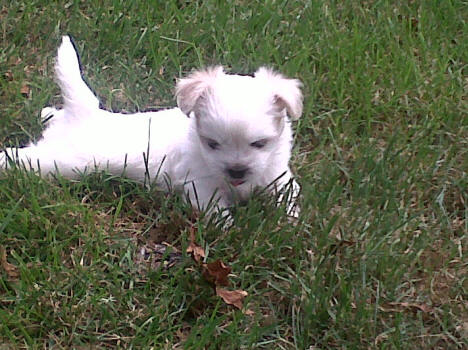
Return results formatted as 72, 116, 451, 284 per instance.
10, 57, 22, 65
4, 71, 13, 81
185, 227, 252, 313
456, 321, 468, 339
216, 287, 247, 310
0, 246, 19, 279
202, 259, 231, 286
186, 242, 205, 263
174, 323, 191, 345
186, 227, 205, 263
188, 226, 196, 242
20, 83, 30, 97
244, 308, 255, 316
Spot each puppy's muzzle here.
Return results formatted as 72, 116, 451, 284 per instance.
226, 166, 248, 179
226, 165, 249, 186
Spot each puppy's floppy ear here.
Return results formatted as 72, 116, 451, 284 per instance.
176, 66, 224, 115
254, 67, 303, 120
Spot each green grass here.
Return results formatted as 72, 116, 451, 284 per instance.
1, 0, 467, 348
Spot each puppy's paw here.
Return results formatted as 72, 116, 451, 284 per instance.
40, 107, 57, 124
277, 178, 301, 220
0, 151, 5, 169
287, 203, 301, 224
0, 149, 14, 170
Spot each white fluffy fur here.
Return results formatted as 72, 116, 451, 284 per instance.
1, 36, 303, 217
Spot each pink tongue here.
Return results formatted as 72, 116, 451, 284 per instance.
231, 180, 245, 187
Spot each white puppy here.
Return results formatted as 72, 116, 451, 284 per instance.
1, 36, 303, 218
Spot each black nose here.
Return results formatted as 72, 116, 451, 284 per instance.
227, 166, 248, 179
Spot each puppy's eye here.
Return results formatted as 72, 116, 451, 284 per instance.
250, 139, 268, 149
206, 139, 220, 150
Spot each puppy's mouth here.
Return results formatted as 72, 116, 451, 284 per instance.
230, 179, 246, 187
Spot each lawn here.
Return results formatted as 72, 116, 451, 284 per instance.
0, 0, 466, 348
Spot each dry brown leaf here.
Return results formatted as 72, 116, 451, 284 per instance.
185, 227, 252, 313
186, 227, 205, 263
174, 323, 191, 345
4, 71, 13, 81
10, 57, 22, 65
188, 226, 196, 242
202, 260, 231, 287
456, 321, 468, 339
186, 242, 205, 263
0, 246, 20, 279
20, 83, 30, 97
216, 287, 248, 310
244, 308, 255, 316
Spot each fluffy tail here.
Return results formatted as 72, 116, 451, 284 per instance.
55, 36, 100, 115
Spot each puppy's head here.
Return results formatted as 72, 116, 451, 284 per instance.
176, 66, 303, 188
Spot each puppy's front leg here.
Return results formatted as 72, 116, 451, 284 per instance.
275, 171, 301, 218
286, 178, 301, 218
